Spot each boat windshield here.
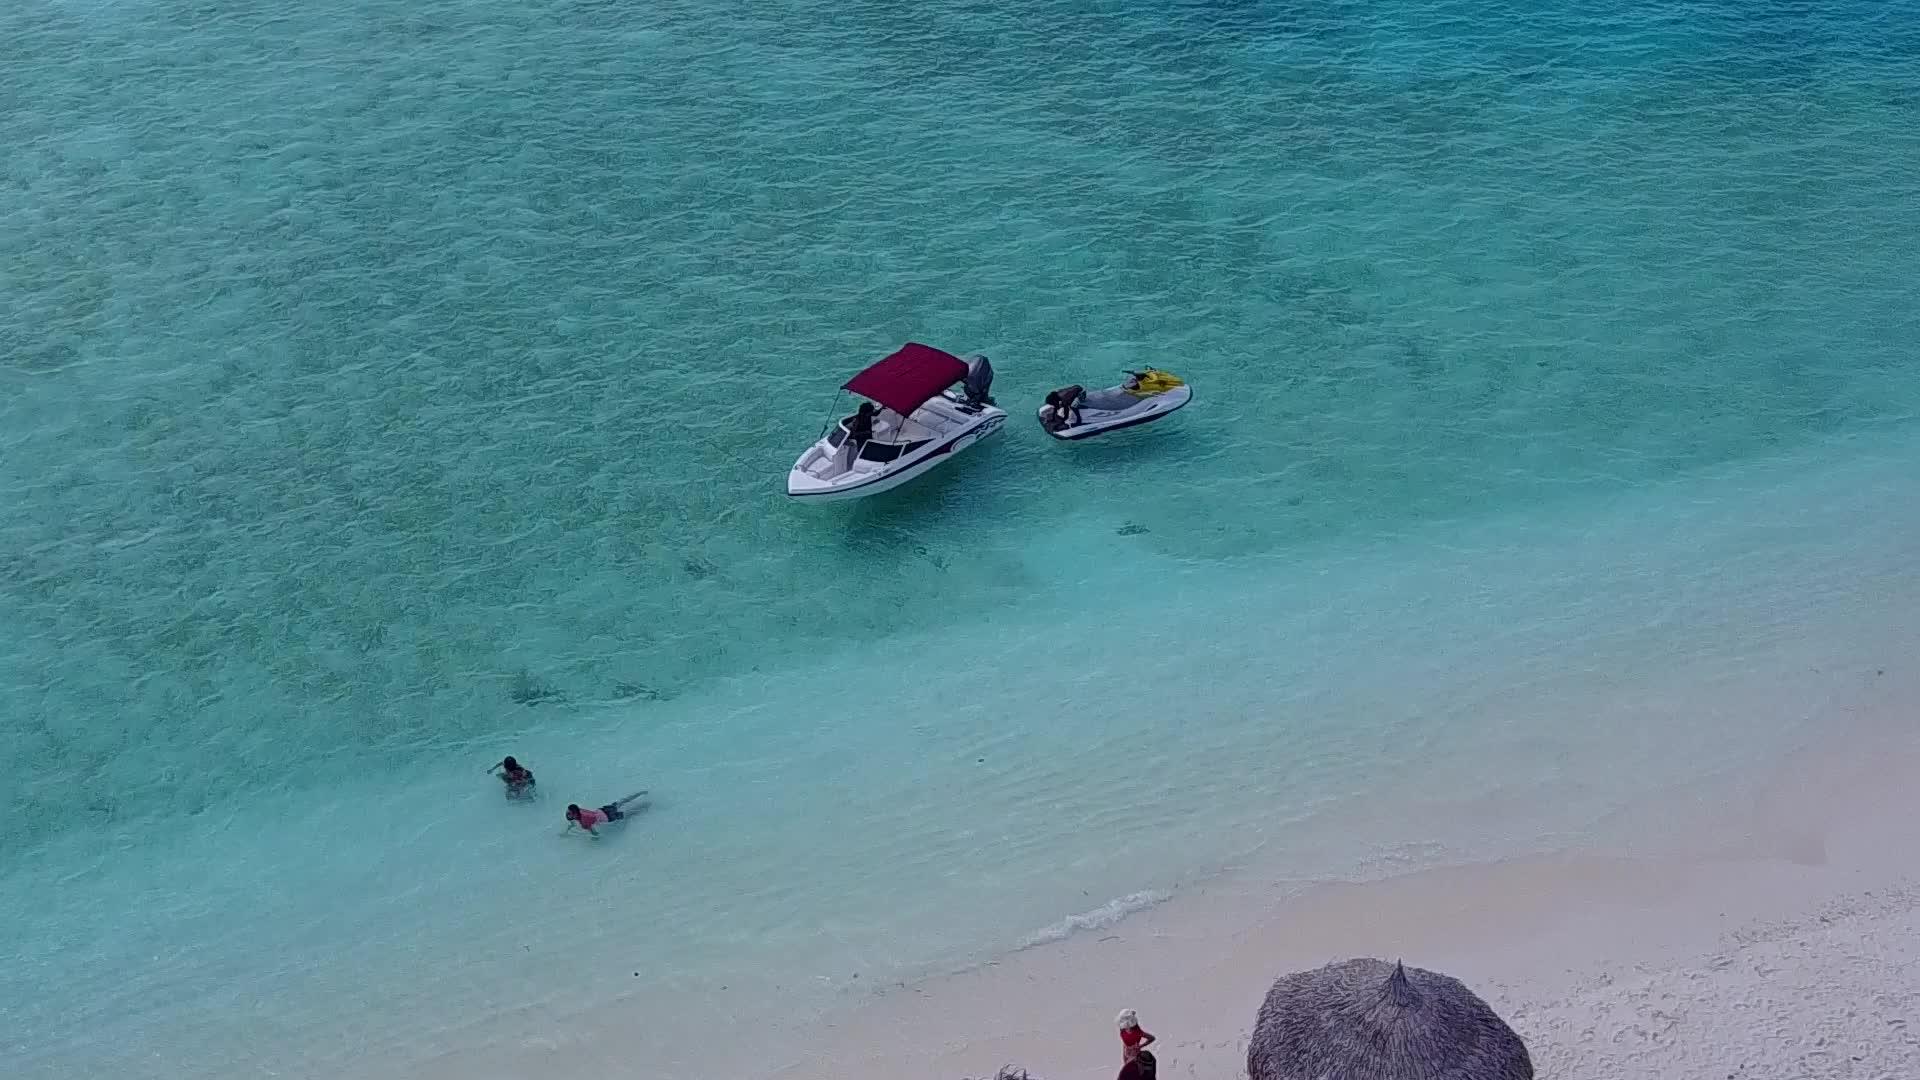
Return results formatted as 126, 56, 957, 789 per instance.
826, 421, 929, 462
856, 437, 929, 463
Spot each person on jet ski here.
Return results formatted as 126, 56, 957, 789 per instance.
1043, 385, 1084, 431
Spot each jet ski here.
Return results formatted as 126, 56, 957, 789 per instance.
1037, 368, 1191, 441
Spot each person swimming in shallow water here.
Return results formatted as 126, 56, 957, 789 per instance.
564, 790, 649, 839
490, 756, 536, 799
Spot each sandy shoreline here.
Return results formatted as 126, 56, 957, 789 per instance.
768, 678, 1920, 1080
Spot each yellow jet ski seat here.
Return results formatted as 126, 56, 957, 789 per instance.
1125, 369, 1185, 397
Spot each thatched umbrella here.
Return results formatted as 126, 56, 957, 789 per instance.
1247, 958, 1533, 1080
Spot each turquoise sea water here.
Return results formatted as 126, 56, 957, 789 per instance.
4, 1, 1918, 1076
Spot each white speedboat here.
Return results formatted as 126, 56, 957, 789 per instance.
1037, 369, 1192, 441
786, 343, 1007, 502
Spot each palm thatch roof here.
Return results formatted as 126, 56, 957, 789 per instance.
1247, 957, 1533, 1080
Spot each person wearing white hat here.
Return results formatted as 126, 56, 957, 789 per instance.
1116, 1008, 1155, 1062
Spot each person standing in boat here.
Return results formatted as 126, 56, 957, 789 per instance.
844, 401, 880, 461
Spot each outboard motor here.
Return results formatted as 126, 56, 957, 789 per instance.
962, 353, 996, 407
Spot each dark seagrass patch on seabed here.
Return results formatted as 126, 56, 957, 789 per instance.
1117, 522, 1150, 536
9, 341, 81, 373
1394, 338, 1443, 378
508, 668, 566, 706
611, 681, 668, 702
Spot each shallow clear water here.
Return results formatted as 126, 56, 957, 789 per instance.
3, 0, 1918, 1076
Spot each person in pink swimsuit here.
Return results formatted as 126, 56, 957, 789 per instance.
564, 790, 648, 838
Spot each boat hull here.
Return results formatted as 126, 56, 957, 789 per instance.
787, 403, 1006, 502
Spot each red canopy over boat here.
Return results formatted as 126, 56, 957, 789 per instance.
843, 343, 968, 416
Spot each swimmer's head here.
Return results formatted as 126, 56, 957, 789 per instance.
502, 756, 519, 770
566, 804, 582, 821
1116, 1008, 1138, 1030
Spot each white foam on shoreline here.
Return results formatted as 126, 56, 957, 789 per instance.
1018, 891, 1172, 950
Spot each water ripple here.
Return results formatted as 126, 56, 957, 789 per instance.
1, 0, 1917, 854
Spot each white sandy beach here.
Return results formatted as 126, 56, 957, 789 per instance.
768, 666, 1920, 1080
